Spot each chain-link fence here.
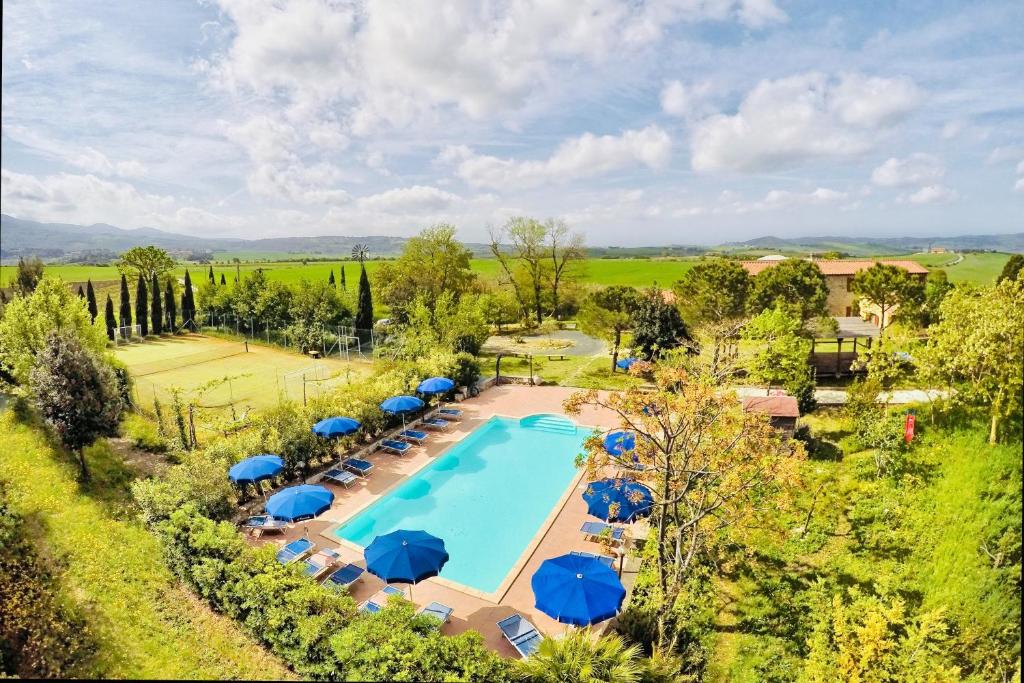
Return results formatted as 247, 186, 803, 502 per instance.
183, 311, 388, 361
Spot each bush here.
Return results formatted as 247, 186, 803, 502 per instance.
121, 413, 168, 452
132, 451, 237, 524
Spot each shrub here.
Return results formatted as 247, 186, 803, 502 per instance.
121, 413, 168, 452
132, 451, 237, 524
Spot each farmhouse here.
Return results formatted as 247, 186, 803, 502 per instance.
740, 258, 929, 325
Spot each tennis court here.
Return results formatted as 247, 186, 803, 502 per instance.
114, 334, 374, 413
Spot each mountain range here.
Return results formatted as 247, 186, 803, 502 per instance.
1, 213, 1021, 262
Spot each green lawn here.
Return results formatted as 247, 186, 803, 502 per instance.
906, 251, 1013, 284
0, 413, 295, 679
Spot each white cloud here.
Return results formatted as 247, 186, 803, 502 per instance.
205, 0, 785, 135
718, 186, 850, 213
65, 147, 146, 178
443, 125, 672, 190
691, 72, 920, 172
660, 80, 713, 118
356, 185, 461, 213
986, 146, 1024, 165
1015, 178, 1024, 193
904, 185, 958, 204
871, 154, 945, 187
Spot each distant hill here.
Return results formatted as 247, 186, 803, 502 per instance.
2, 214, 1021, 263
722, 233, 1024, 255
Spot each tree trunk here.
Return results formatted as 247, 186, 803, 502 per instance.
77, 448, 90, 482
611, 329, 621, 372
989, 413, 999, 445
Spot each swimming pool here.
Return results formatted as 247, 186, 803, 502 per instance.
335, 415, 587, 594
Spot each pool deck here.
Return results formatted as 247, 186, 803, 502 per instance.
250, 384, 644, 657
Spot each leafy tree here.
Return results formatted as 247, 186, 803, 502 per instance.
150, 273, 163, 335
387, 292, 489, 359
118, 274, 132, 339
819, 250, 844, 259
851, 263, 924, 330
996, 253, 1023, 283
164, 279, 176, 332
377, 224, 477, 318
220, 273, 226, 285
208, 265, 215, 284
85, 280, 98, 323
289, 280, 349, 352
478, 289, 521, 332
77, 285, 85, 298
918, 278, 1024, 443
340, 265, 346, 290
104, 295, 116, 342
29, 332, 123, 480
181, 269, 196, 330
354, 264, 373, 332
673, 258, 750, 324
328, 270, 335, 287
919, 269, 953, 326
748, 259, 829, 320
565, 370, 800, 652
0, 278, 107, 386
517, 630, 644, 683
13, 256, 44, 296
135, 275, 148, 336
742, 305, 813, 398
117, 246, 175, 283
544, 218, 586, 319
630, 288, 691, 360
578, 285, 641, 371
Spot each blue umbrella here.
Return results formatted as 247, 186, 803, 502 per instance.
603, 430, 636, 456
265, 484, 334, 522
365, 529, 448, 598
616, 357, 638, 370
532, 553, 626, 626
380, 395, 425, 414
312, 416, 361, 438
417, 377, 455, 395
583, 478, 653, 523
228, 454, 284, 484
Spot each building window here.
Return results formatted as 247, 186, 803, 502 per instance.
846, 277, 853, 291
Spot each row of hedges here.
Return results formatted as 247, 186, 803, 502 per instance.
156, 505, 513, 681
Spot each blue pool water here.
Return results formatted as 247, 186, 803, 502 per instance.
335, 415, 586, 593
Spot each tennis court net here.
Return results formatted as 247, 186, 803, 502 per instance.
130, 343, 248, 377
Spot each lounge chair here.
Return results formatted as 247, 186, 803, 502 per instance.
418, 601, 453, 625
323, 563, 365, 591
569, 550, 615, 568
322, 467, 358, 488
399, 429, 428, 444
421, 418, 449, 431
241, 515, 288, 536
497, 613, 543, 658
302, 548, 341, 579
276, 537, 315, 564
360, 585, 405, 613
437, 407, 463, 420
580, 521, 625, 542
380, 439, 412, 455
342, 457, 374, 477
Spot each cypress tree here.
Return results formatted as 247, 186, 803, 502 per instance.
340, 265, 346, 290
119, 274, 132, 339
208, 265, 215, 284
104, 295, 116, 341
354, 264, 373, 331
77, 285, 85, 298
328, 270, 336, 287
220, 273, 226, 285
136, 275, 148, 336
150, 273, 163, 335
165, 279, 176, 332
182, 269, 196, 330
86, 279, 98, 323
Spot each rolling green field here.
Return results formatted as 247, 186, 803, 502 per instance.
2, 252, 1013, 294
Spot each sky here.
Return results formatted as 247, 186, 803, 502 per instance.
1, 0, 1023, 246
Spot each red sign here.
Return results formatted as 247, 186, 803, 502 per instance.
904, 414, 916, 443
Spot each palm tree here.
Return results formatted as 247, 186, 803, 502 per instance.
517, 630, 643, 683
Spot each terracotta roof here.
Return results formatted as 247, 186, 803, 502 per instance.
739, 259, 929, 276
742, 395, 801, 418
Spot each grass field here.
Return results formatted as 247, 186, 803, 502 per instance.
114, 334, 373, 413
2, 252, 1012, 301
0, 413, 295, 679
